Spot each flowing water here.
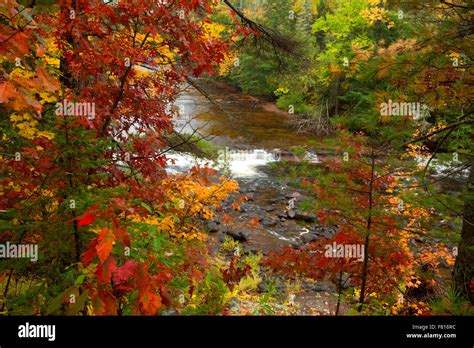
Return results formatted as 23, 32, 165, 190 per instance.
168, 79, 320, 178
165, 79, 328, 255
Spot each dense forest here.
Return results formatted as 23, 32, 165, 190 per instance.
0, 0, 473, 317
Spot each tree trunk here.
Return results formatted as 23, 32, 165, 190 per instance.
336, 270, 343, 315
358, 154, 375, 311
454, 158, 474, 304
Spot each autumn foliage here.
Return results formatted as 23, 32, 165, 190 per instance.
264, 132, 454, 313
1, 0, 471, 317
0, 0, 240, 315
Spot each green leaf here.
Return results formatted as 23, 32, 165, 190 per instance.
141, 202, 153, 213
74, 274, 86, 285
46, 286, 76, 314
68, 290, 89, 315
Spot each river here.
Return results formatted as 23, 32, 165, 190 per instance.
168, 78, 329, 254
168, 78, 321, 178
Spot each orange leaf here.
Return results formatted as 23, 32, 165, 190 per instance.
250, 217, 259, 226
83, 238, 98, 266
96, 228, 115, 264
138, 290, 162, 315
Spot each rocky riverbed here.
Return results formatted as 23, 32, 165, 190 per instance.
208, 176, 336, 254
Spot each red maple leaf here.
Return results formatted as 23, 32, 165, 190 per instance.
83, 238, 98, 266
113, 260, 137, 284
69, 202, 102, 227
78, 211, 95, 227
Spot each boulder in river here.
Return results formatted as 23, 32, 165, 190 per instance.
222, 227, 250, 242
207, 221, 220, 233
286, 192, 302, 200
266, 198, 280, 205
290, 241, 302, 249
287, 210, 316, 222
260, 216, 279, 227
301, 232, 319, 244
313, 226, 337, 239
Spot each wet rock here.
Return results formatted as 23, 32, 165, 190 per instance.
290, 241, 302, 249
301, 232, 319, 244
296, 212, 316, 222
313, 226, 336, 239
240, 204, 250, 212
432, 220, 461, 231
286, 192, 302, 200
434, 219, 450, 228
161, 309, 178, 316
218, 232, 226, 243
265, 206, 275, 212
222, 227, 250, 242
277, 211, 287, 218
207, 221, 220, 233
266, 198, 279, 205
302, 280, 337, 292
287, 210, 316, 222
243, 245, 259, 254
260, 216, 279, 227
280, 217, 286, 222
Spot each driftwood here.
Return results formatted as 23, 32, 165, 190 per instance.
292, 98, 335, 136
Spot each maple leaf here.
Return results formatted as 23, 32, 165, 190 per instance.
96, 228, 115, 264
114, 225, 130, 247
138, 290, 162, 315
83, 238, 99, 266
78, 211, 95, 227
97, 289, 119, 315
96, 256, 116, 284
72, 203, 102, 227
113, 260, 137, 284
